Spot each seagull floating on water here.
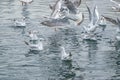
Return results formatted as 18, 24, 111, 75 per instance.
110, 0, 120, 11
98, 16, 107, 27
82, 5, 99, 40
84, 5, 99, 33
13, 18, 26, 27
60, 46, 72, 61
41, 11, 84, 27
19, 0, 33, 6
50, 0, 64, 19
63, 0, 81, 14
25, 31, 44, 51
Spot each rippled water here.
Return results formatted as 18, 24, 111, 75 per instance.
0, 0, 120, 80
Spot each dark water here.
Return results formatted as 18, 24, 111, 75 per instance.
0, 0, 120, 80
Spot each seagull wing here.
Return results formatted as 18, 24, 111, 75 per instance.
24, 41, 29, 45
77, 13, 84, 25
50, 0, 62, 18
110, 0, 120, 6
73, 0, 81, 8
49, 0, 60, 11
86, 4, 92, 22
93, 5, 99, 25
102, 15, 118, 25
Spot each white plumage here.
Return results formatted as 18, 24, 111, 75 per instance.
99, 17, 107, 26
60, 46, 72, 61
19, 0, 33, 3
82, 5, 99, 40
83, 5, 99, 33
110, 0, 120, 11
25, 31, 44, 51
14, 18, 26, 27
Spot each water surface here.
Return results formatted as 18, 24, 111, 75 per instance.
0, 0, 120, 80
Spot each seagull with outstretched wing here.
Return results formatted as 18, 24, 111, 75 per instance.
50, 0, 63, 19
13, 17, 26, 27
83, 5, 99, 33
82, 4, 100, 40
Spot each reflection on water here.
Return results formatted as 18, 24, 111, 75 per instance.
86, 40, 98, 64
21, 5, 30, 18
0, 0, 120, 80
59, 61, 75, 80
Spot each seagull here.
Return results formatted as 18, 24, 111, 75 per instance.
110, 0, 120, 11
19, 0, 33, 6
63, 0, 81, 14
41, 14, 84, 29
42, 4, 84, 27
63, 0, 84, 25
24, 31, 44, 51
82, 5, 99, 40
41, 17, 70, 27
50, 0, 64, 19
83, 5, 99, 33
13, 18, 26, 27
67, 11, 84, 25
44, 0, 68, 20
60, 46, 72, 61
41, 0, 84, 30
49, 0, 63, 11
24, 40, 43, 51
103, 16, 120, 41
41, 5, 84, 28
98, 16, 107, 27
28, 30, 38, 40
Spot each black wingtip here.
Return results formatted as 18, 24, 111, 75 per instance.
102, 15, 118, 25
24, 41, 29, 45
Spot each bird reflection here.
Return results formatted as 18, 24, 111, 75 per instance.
85, 40, 98, 64
110, 52, 120, 80
115, 53, 120, 74
21, 5, 30, 18
59, 60, 75, 80
25, 50, 40, 57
